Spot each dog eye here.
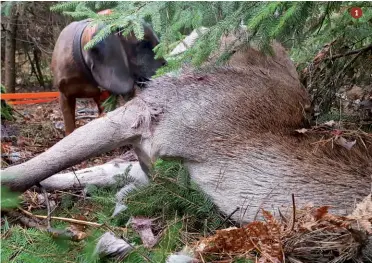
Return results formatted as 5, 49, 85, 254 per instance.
90, 47, 100, 55
138, 40, 152, 49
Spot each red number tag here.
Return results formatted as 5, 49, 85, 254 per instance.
350, 7, 363, 19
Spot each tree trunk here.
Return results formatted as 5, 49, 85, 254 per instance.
33, 47, 45, 89
4, 10, 18, 93
24, 44, 39, 82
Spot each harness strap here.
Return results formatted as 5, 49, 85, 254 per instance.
72, 20, 99, 87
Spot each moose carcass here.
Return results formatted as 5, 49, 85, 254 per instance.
52, 18, 166, 134
2, 42, 371, 222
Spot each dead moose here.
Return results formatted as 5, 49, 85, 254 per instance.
2, 40, 371, 224
51, 18, 166, 135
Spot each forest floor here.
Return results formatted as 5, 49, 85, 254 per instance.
1, 98, 135, 171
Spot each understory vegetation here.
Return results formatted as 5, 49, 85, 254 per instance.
1, 160, 238, 263
1, 84, 14, 121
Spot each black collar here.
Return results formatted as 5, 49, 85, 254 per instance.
72, 20, 99, 87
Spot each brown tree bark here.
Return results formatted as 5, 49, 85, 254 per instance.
4, 10, 18, 93
33, 47, 45, 89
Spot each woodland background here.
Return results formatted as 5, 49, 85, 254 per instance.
1, 1, 372, 117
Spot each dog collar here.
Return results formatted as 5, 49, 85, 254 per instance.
72, 20, 99, 88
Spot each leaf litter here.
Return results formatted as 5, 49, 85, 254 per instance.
1, 99, 133, 169
194, 195, 372, 263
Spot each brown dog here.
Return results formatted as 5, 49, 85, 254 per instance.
51, 17, 166, 135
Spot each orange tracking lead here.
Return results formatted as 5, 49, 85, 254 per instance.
1, 92, 60, 105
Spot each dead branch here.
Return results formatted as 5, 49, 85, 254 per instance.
7, 210, 87, 242
290, 194, 296, 231
18, 207, 127, 231
327, 44, 372, 60
37, 183, 51, 228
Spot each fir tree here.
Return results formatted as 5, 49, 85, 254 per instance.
50, 1, 372, 70
50, 1, 372, 114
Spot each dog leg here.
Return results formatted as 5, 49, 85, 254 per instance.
60, 93, 76, 135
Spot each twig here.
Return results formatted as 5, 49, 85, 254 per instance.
198, 252, 206, 263
338, 97, 342, 127
253, 183, 280, 221
18, 207, 126, 231
217, 207, 240, 229
336, 49, 363, 81
316, 2, 330, 35
71, 166, 82, 189
325, 44, 372, 60
9, 107, 26, 119
278, 208, 288, 224
290, 194, 296, 231
7, 211, 86, 242
310, 136, 332, 146
240, 195, 254, 226
55, 190, 91, 199
351, 34, 372, 48
249, 236, 278, 263
37, 183, 51, 229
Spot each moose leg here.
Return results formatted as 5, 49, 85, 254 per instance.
1, 98, 151, 192
60, 93, 76, 135
40, 161, 149, 191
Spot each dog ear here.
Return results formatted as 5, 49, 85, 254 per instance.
83, 26, 135, 95
119, 23, 166, 80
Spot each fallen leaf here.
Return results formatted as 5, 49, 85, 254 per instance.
48, 225, 87, 241
350, 194, 372, 233
335, 136, 356, 150
331, 129, 343, 136
324, 120, 336, 127
65, 224, 88, 241
295, 128, 308, 134
131, 217, 159, 248
300, 221, 318, 231
312, 206, 330, 220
